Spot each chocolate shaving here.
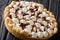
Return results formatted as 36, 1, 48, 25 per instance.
37, 12, 42, 18
16, 8, 19, 12
20, 6, 23, 8
44, 28, 46, 31
45, 20, 50, 23
34, 6, 38, 11
31, 25, 36, 32
22, 12, 29, 16
29, 8, 34, 12
18, 0, 20, 2
43, 17, 46, 20
41, 23, 44, 26
9, 15, 12, 19
23, 13, 29, 16
20, 23, 29, 29
35, 6, 38, 8
39, 29, 43, 32
20, 23, 26, 27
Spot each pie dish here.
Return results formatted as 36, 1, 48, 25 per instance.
4, 1, 58, 40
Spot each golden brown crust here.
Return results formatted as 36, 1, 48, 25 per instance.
4, 1, 58, 40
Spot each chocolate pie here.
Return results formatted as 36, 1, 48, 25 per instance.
4, 1, 58, 40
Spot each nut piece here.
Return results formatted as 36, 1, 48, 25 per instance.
33, 27, 36, 32
12, 18, 19, 24
37, 32, 44, 38
28, 20, 34, 25
46, 17, 51, 20
13, 5, 18, 9
10, 13, 16, 18
38, 7, 42, 12
17, 14, 23, 19
20, 20, 26, 24
24, 25, 32, 34
37, 18, 42, 23
24, 15, 30, 20
31, 16, 36, 21
43, 31, 48, 38
47, 28, 53, 34
48, 23, 54, 29
31, 32, 37, 38
39, 12, 48, 18
35, 23, 41, 28
40, 26, 44, 31
42, 21, 47, 26
10, 8, 16, 13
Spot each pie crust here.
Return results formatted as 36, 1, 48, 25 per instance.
4, 1, 58, 40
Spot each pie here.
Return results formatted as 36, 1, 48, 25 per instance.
4, 1, 58, 40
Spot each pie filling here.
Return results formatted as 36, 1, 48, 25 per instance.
9, 1, 54, 38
